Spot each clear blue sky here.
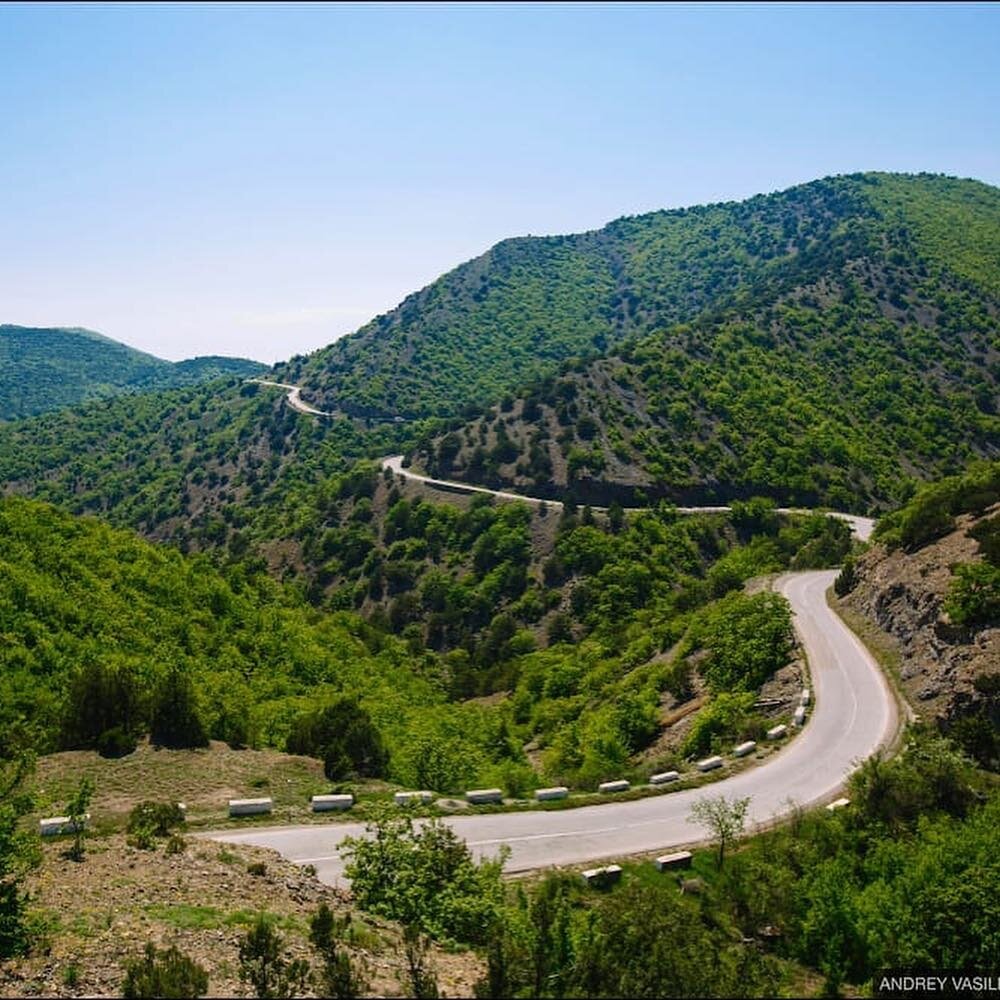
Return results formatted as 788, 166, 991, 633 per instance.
2, 2, 998, 363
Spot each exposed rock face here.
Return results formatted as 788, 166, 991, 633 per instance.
839, 506, 999, 728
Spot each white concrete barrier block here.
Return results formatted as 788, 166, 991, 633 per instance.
800, 688, 811, 706
312, 794, 354, 812
582, 864, 623, 887
733, 741, 757, 758
826, 797, 850, 811
394, 791, 434, 806
655, 850, 693, 871
39, 814, 89, 836
229, 798, 273, 817
696, 755, 723, 772
650, 770, 680, 785
766, 724, 788, 740
793, 705, 807, 727
465, 788, 503, 805
535, 786, 569, 801
598, 779, 630, 794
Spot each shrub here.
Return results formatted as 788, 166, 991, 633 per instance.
683, 692, 759, 758
944, 562, 1000, 626
165, 834, 186, 855
127, 801, 185, 838
342, 811, 506, 944
122, 943, 208, 998
96, 726, 137, 759
238, 913, 310, 999
309, 903, 368, 999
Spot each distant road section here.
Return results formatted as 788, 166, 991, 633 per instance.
250, 382, 876, 542
382, 455, 876, 542
249, 379, 335, 417
210, 570, 897, 884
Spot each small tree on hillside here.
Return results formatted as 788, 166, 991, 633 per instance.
238, 913, 310, 999
688, 794, 751, 869
65, 777, 94, 862
309, 902, 368, 999
0, 741, 40, 959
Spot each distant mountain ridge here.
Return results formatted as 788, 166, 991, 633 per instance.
0, 324, 266, 419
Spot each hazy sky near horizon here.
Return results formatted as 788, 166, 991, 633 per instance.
2, 3, 998, 364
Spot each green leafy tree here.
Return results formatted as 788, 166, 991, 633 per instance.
0, 741, 39, 959
286, 697, 389, 781
342, 810, 507, 944
401, 924, 440, 999
688, 794, 751, 869
65, 776, 94, 862
149, 667, 208, 749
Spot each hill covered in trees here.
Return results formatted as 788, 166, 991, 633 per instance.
408, 174, 999, 510
0, 325, 265, 419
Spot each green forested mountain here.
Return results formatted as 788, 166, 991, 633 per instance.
0, 324, 266, 419
410, 174, 1000, 510
281, 172, 1000, 433
0, 173, 997, 553
0, 486, 852, 796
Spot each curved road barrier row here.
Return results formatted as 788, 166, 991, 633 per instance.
209, 571, 898, 884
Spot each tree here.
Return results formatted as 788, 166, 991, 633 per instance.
66, 776, 94, 862
149, 667, 208, 749
122, 943, 209, 998
238, 913, 310, 999
0, 738, 39, 959
688, 794, 751, 869
402, 924, 439, 999
286, 698, 388, 781
309, 903, 367, 999
342, 810, 507, 944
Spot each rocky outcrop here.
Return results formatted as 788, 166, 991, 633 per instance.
839, 506, 999, 727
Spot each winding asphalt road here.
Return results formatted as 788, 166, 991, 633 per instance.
216, 384, 893, 884
382, 455, 876, 541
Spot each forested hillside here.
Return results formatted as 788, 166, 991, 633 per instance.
282, 173, 1000, 436
0, 325, 265, 419
410, 174, 1000, 510
0, 490, 851, 794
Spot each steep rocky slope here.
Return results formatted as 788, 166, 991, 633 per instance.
837, 503, 999, 760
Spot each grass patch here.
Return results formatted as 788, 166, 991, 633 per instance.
142, 903, 302, 932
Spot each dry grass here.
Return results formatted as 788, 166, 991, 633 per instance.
30, 740, 331, 829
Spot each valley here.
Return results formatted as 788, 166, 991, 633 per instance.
2, 171, 999, 999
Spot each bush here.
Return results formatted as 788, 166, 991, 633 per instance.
309, 903, 368, 999
342, 811, 506, 944
165, 834, 186, 855
683, 692, 760, 758
238, 913, 310, 999
127, 801, 185, 838
96, 726, 137, 759
944, 562, 1000, 626
122, 943, 208, 998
